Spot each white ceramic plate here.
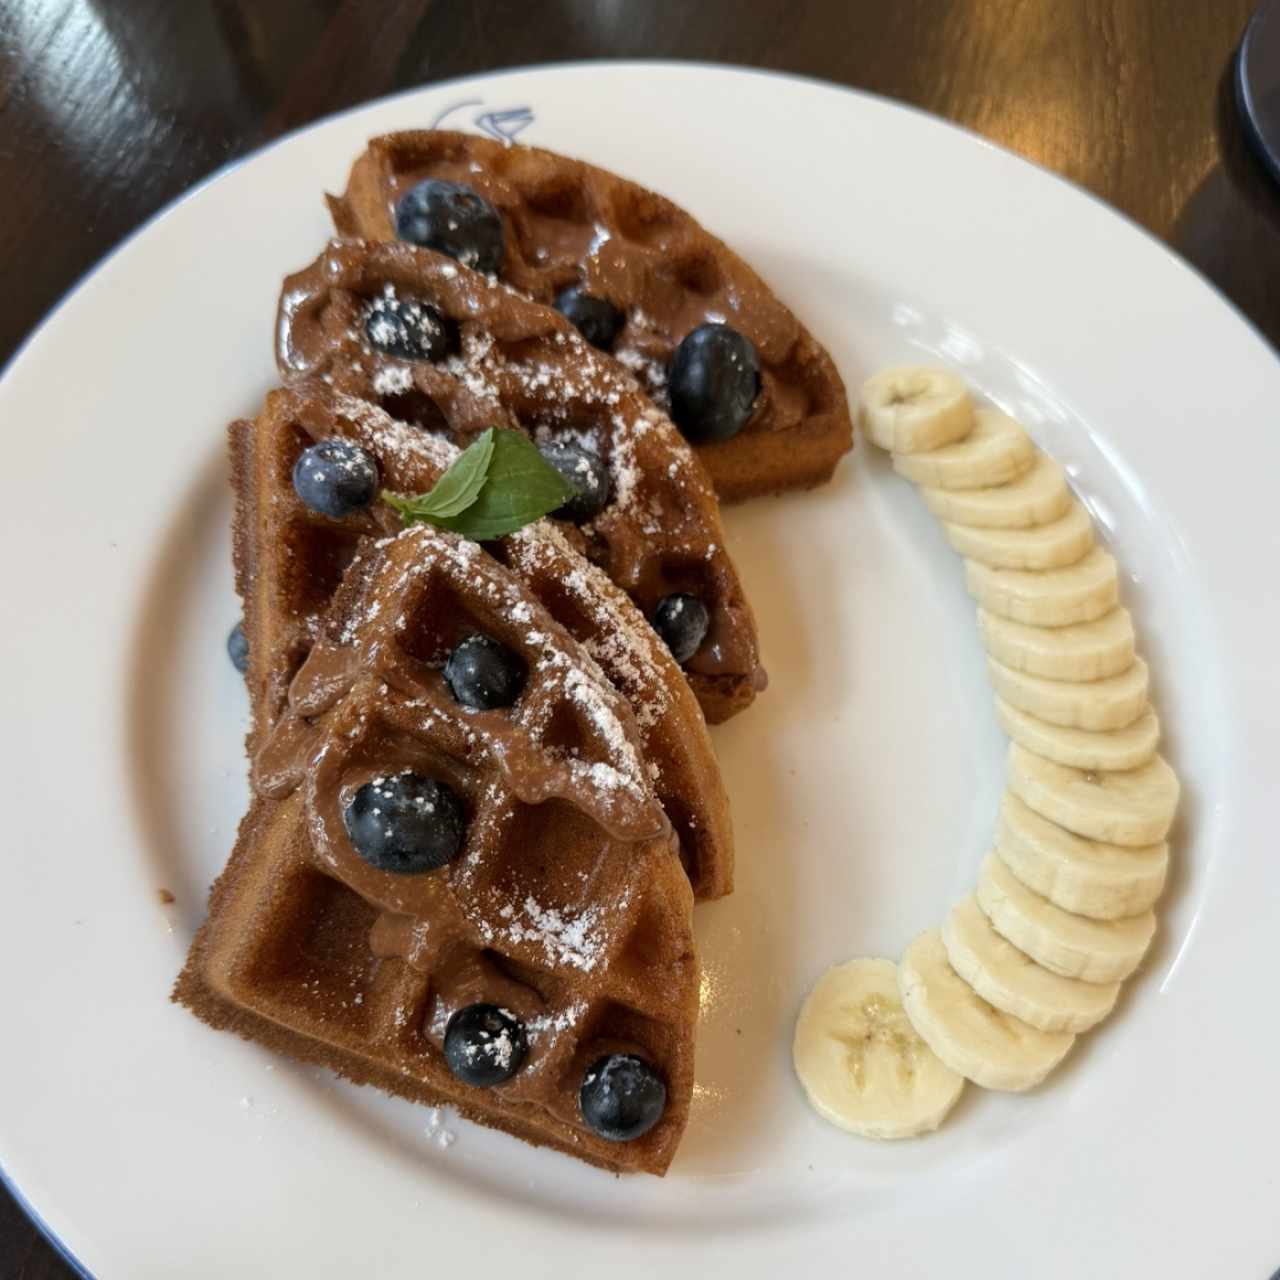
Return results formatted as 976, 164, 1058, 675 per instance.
2, 63, 1277, 1278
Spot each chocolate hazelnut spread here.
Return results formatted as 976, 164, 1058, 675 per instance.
228, 385, 734, 900
276, 238, 766, 722
176, 523, 702, 1172
328, 129, 853, 500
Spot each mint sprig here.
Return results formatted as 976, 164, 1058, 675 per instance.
383, 427, 576, 540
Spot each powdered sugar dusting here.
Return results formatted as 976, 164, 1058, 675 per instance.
363, 302, 678, 533
501, 896, 605, 972
443, 331, 502, 404
328, 522, 654, 820
423, 1106, 457, 1150
332, 392, 459, 477
507, 522, 669, 729
529, 641, 648, 804
457, 1009, 519, 1071
372, 364, 414, 396
527, 1000, 587, 1038
614, 346, 670, 405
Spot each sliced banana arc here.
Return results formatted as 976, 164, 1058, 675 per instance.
995, 698, 1159, 772
860, 367, 975, 454
793, 958, 966, 1139
893, 408, 1035, 489
989, 655, 1149, 732
946, 500, 1095, 570
942, 896, 1119, 1033
978, 607, 1136, 682
922, 452, 1070, 529
976, 853, 1156, 983
899, 929, 1075, 1091
844, 368, 1180, 1128
965, 546, 1119, 627
996, 793, 1169, 920
1008, 744, 1180, 847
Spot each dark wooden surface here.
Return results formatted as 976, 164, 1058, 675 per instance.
0, 0, 1274, 1273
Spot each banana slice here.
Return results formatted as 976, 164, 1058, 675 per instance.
893, 408, 1035, 490
792, 958, 966, 1139
921, 453, 1071, 529
942, 896, 1119, 1033
978, 607, 1135, 682
995, 698, 1159, 771
945, 500, 1094, 570
860, 367, 975, 454
899, 929, 1074, 1091
965, 546, 1119, 626
989, 655, 1149, 731
997, 793, 1169, 920
1007, 744, 1180, 847
976, 853, 1156, 983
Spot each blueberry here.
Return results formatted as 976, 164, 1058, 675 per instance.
444, 1004, 529, 1087
343, 772, 466, 873
363, 291, 453, 360
443, 634, 526, 710
667, 323, 760, 444
553, 286, 624, 350
292, 439, 378, 519
227, 621, 249, 674
394, 178, 504, 275
538, 440, 611, 522
579, 1053, 667, 1141
650, 594, 710, 665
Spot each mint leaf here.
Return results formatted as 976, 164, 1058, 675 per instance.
434, 430, 576, 539
419, 428, 495, 516
382, 428, 494, 523
385, 427, 576, 541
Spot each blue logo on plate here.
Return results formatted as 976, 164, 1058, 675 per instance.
429, 98, 535, 145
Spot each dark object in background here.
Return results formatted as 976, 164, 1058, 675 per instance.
1236, 0, 1280, 186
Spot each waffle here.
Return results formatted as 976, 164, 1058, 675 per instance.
327, 129, 853, 501
277, 238, 765, 723
176, 524, 699, 1175
231, 384, 732, 900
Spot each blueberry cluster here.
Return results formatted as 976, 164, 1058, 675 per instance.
552, 297, 761, 448
440, 1003, 668, 1142
391, 180, 761, 446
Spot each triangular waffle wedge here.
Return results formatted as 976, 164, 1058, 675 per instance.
327, 129, 852, 500
177, 525, 699, 1174
277, 237, 765, 723
232, 384, 732, 900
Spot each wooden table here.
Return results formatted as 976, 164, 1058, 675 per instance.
0, 1, 1272, 1274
